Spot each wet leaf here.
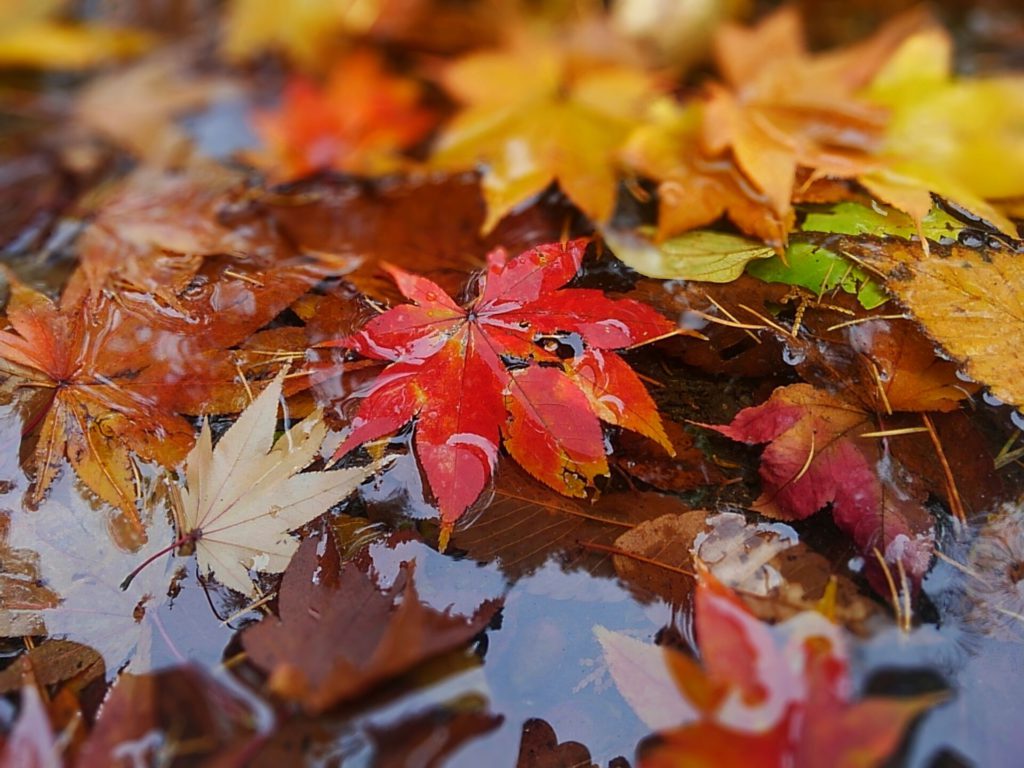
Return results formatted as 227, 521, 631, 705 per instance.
5, 492, 186, 674
844, 238, 1024, 409
241, 533, 501, 713
800, 201, 964, 242
613, 419, 724, 494
63, 165, 260, 306
174, 368, 376, 596
863, 27, 1024, 235
252, 49, 435, 180
746, 241, 888, 310
0, 510, 59, 637
706, 383, 937, 595
610, 511, 878, 630
0, 684, 60, 768
515, 718, 600, 768
604, 229, 774, 283
327, 239, 677, 545
604, 570, 940, 768
451, 460, 690, 580
76, 666, 268, 768
368, 698, 504, 768
0, 264, 318, 543
432, 30, 661, 232
0, 640, 103, 694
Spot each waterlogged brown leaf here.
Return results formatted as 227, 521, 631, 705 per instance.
242, 534, 501, 713
515, 718, 600, 768
175, 369, 376, 596
0, 640, 103, 694
450, 461, 691, 580
368, 699, 504, 768
250, 172, 580, 304
845, 238, 1024, 408
76, 666, 267, 768
614, 419, 723, 493
64, 165, 262, 306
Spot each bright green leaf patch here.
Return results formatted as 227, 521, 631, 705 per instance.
747, 242, 889, 309
605, 228, 775, 282
801, 201, 964, 242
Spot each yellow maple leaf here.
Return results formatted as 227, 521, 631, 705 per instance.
861, 27, 1024, 236
0, 0, 149, 69
431, 28, 662, 233
222, 0, 378, 69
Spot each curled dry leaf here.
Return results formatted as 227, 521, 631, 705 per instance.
241, 533, 501, 713
327, 239, 678, 546
173, 368, 376, 596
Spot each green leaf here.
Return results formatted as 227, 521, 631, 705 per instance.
801, 201, 964, 242
605, 229, 775, 282
746, 242, 889, 309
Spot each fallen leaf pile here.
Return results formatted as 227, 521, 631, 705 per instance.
1, 0, 1023, 765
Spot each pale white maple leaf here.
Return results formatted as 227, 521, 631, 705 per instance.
174, 368, 375, 595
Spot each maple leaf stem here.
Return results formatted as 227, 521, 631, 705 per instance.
119, 532, 197, 590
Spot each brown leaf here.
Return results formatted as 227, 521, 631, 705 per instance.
614, 419, 723, 493
450, 461, 691, 580
611, 511, 878, 631
515, 719, 596, 768
249, 172, 583, 303
368, 699, 504, 768
76, 666, 264, 768
0, 640, 103, 694
241, 533, 501, 713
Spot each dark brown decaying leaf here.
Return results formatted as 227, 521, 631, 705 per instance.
242, 534, 501, 713
516, 718, 599, 768
368, 699, 504, 768
614, 420, 723, 493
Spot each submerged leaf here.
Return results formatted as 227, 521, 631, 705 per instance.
241, 533, 501, 713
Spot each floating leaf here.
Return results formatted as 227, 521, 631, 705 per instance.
174, 368, 376, 596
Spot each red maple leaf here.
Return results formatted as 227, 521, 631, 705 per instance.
636, 567, 940, 768
325, 239, 678, 546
